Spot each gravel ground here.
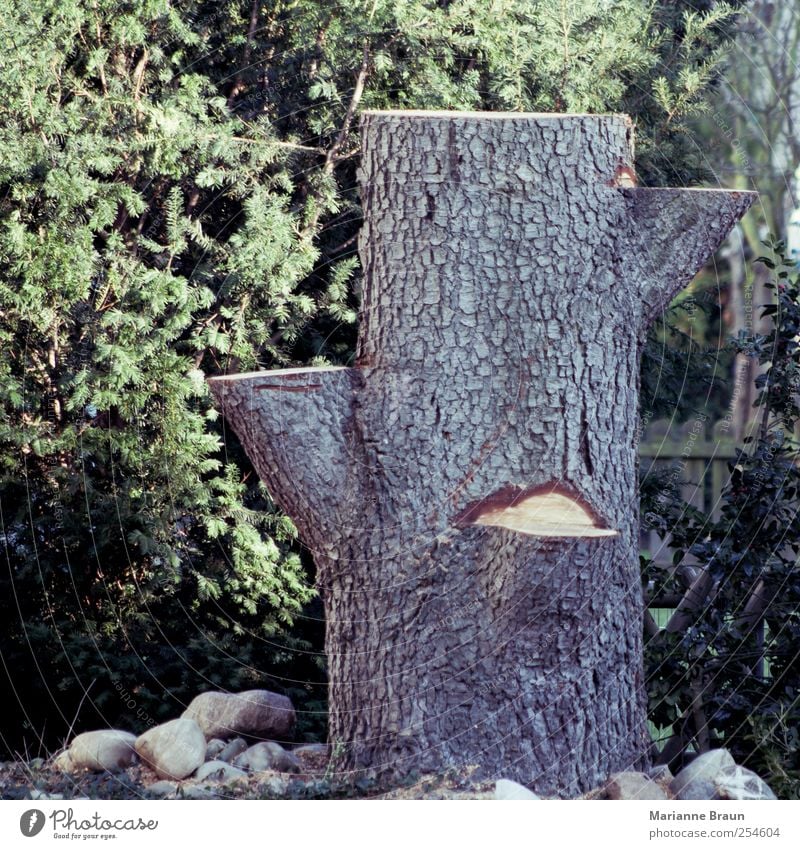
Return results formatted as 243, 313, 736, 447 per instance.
0, 758, 494, 801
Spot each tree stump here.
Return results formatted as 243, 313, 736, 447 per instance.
208, 111, 754, 797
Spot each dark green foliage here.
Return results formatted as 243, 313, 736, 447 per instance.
0, 0, 322, 756
626, 0, 749, 184
643, 242, 800, 797
641, 279, 739, 423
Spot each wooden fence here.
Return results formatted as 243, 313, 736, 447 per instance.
638, 419, 769, 755
639, 418, 738, 568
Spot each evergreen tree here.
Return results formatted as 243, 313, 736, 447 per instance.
0, 0, 323, 752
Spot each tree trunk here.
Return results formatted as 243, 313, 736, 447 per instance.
209, 111, 754, 797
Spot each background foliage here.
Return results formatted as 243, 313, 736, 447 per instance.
642, 243, 800, 798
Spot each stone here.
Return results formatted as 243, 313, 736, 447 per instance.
194, 760, 248, 783
52, 750, 74, 772
712, 765, 777, 801
147, 780, 178, 798
232, 741, 301, 774
605, 772, 668, 800
670, 749, 736, 800
495, 779, 540, 800
30, 789, 63, 800
293, 743, 330, 770
66, 730, 138, 772
647, 764, 673, 784
259, 774, 290, 796
218, 737, 248, 763
135, 718, 206, 781
182, 690, 295, 741
182, 784, 218, 800
205, 739, 226, 760
294, 743, 330, 758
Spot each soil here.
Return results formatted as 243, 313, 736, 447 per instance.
0, 757, 495, 801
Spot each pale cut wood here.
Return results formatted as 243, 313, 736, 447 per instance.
471, 487, 618, 538
209, 111, 754, 797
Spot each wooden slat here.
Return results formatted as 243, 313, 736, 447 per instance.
639, 419, 737, 568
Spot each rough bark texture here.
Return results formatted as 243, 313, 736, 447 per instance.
208, 111, 754, 797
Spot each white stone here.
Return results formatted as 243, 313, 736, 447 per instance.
205, 739, 226, 760
670, 749, 736, 800
293, 743, 330, 759
605, 772, 668, 800
30, 790, 63, 800
194, 760, 248, 783
647, 764, 673, 784
218, 737, 248, 763
713, 765, 777, 800
147, 780, 178, 798
182, 690, 294, 740
51, 750, 74, 772
232, 741, 300, 774
495, 779, 540, 800
260, 774, 290, 796
67, 730, 138, 772
182, 785, 217, 800
135, 718, 206, 781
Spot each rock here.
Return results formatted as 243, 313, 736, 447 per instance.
30, 789, 63, 800
135, 718, 206, 781
605, 772, 668, 800
495, 779, 540, 800
259, 774, 290, 796
293, 743, 330, 770
205, 739, 226, 761
66, 730, 138, 772
294, 743, 330, 758
194, 760, 248, 783
52, 750, 74, 772
147, 781, 178, 798
182, 690, 295, 741
647, 765, 673, 785
29, 758, 45, 770
712, 765, 777, 800
218, 738, 248, 763
182, 784, 218, 800
670, 749, 736, 800
232, 741, 301, 774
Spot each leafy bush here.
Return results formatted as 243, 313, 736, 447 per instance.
643, 241, 800, 796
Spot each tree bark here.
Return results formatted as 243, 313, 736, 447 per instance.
209, 111, 754, 797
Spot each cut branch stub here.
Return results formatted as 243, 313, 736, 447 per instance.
208, 111, 755, 796
208, 366, 358, 547
623, 188, 756, 324
454, 483, 618, 538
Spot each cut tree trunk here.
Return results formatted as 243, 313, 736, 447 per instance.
208, 111, 754, 797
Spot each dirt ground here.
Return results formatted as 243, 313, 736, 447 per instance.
0, 757, 496, 801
